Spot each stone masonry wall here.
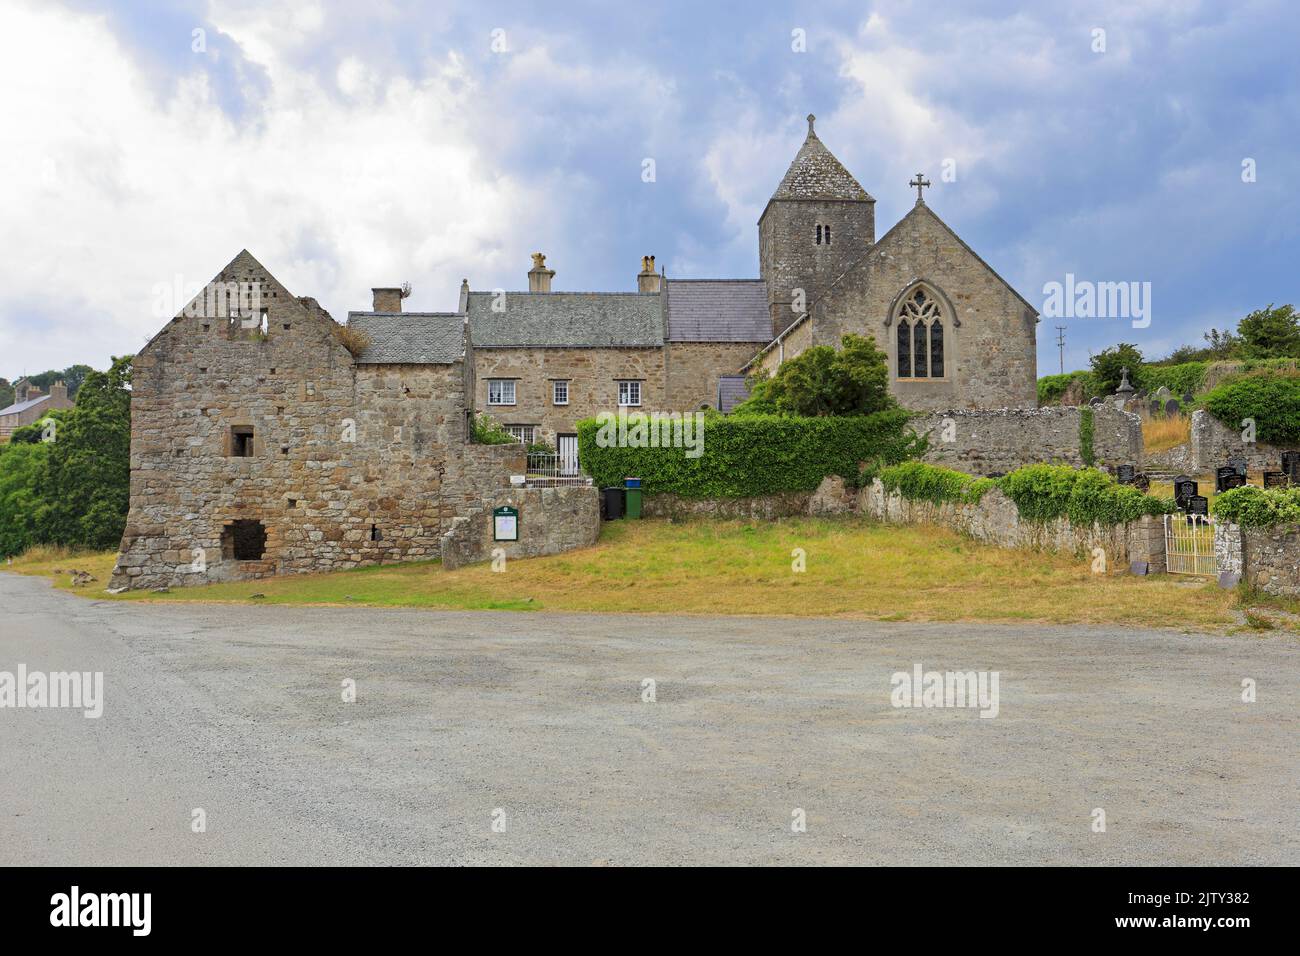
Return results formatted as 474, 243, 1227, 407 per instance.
473, 346, 666, 446
912, 405, 1142, 475
1241, 523, 1300, 596
664, 341, 764, 411
1189, 409, 1291, 472
810, 204, 1037, 411
440, 485, 600, 570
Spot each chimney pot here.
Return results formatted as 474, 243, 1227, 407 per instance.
372, 287, 403, 312
527, 253, 555, 293
637, 254, 661, 294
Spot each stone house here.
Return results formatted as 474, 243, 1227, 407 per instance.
0, 378, 74, 442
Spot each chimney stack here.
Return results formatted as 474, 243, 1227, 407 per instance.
637, 255, 661, 294
49, 380, 68, 402
459, 279, 470, 313
372, 287, 403, 312
527, 253, 555, 293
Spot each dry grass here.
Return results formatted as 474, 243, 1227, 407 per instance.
334, 324, 371, 357
3, 518, 1250, 631
1143, 414, 1192, 453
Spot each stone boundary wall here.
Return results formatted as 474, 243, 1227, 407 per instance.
642, 491, 812, 521
1239, 523, 1300, 596
1189, 409, 1289, 472
440, 485, 600, 570
912, 405, 1142, 476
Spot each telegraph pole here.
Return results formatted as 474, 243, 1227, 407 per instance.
1055, 326, 1067, 374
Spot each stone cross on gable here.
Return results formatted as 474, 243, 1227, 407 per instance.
909, 172, 932, 204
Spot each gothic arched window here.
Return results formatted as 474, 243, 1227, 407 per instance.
894, 287, 946, 380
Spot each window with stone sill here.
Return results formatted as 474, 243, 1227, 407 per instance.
506, 424, 536, 444
895, 287, 947, 381
552, 380, 569, 405
617, 380, 642, 407
487, 380, 516, 405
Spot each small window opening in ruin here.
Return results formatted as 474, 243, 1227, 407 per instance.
258, 308, 269, 334
282, 323, 290, 330
270, 367, 277, 374
287, 498, 298, 509
230, 426, 255, 457
199, 367, 207, 373
222, 520, 266, 561
280, 445, 289, 455
276, 406, 284, 415
370, 524, 382, 542
202, 323, 210, 331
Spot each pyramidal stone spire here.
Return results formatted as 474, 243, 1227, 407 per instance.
769, 113, 872, 203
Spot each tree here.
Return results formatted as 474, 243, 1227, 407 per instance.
1089, 343, 1144, 395
0, 377, 13, 410
1237, 303, 1300, 359
1202, 327, 1242, 360
735, 334, 896, 417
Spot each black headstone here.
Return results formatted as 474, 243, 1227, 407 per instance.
1174, 475, 1198, 507
1227, 456, 1248, 477
1164, 399, 1180, 416
1263, 471, 1289, 489
1182, 392, 1195, 405
1215, 468, 1246, 493
1148, 400, 1162, 417
1186, 495, 1209, 517
1283, 450, 1300, 481
1115, 464, 1136, 484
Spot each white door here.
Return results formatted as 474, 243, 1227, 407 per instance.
557, 434, 579, 476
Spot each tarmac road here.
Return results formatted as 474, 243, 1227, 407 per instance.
1, 572, 1296, 865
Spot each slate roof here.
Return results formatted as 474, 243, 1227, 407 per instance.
0, 395, 52, 417
664, 280, 771, 342
466, 292, 663, 348
717, 375, 751, 413
345, 312, 466, 364
768, 124, 872, 204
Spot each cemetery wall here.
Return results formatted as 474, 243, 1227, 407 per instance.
1189, 409, 1288, 473
912, 405, 1142, 475
439, 485, 600, 570
1241, 523, 1300, 596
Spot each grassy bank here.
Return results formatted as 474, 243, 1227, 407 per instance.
3, 518, 1262, 630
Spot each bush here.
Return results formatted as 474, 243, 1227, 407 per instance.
878, 461, 995, 505
471, 413, 516, 445
733, 334, 895, 417
576, 410, 924, 498
1090, 343, 1144, 395
1201, 371, 1300, 445
998, 464, 1174, 526
1141, 361, 1207, 397
1037, 370, 1096, 405
1213, 486, 1300, 527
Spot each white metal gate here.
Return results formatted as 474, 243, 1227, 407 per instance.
1164, 514, 1215, 576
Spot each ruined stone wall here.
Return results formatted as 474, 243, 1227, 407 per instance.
664, 341, 764, 410
472, 346, 666, 445
1189, 409, 1290, 472
110, 252, 487, 590
440, 485, 600, 570
810, 205, 1037, 411
912, 406, 1142, 475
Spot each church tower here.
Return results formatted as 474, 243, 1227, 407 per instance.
758, 115, 875, 337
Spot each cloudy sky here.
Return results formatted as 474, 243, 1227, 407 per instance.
1, 0, 1296, 379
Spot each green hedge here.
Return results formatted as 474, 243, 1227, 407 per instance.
1213, 486, 1300, 527
874, 461, 1174, 527
1201, 372, 1300, 445
1037, 370, 1096, 405
998, 464, 1174, 526
1079, 406, 1096, 467
878, 461, 995, 505
576, 410, 923, 498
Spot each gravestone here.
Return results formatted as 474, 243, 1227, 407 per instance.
1215, 467, 1246, 493
1129, 560, 1149, 576
1282, 450, 1300, 481
1088, 396, 1104, 407
1263, 471, 1289, 489
1134, 472, 1151, 492
1217, 571, 1241, 589
1182, 392, 1195, 405
1174, 476, 1198, 507
1148, 400, 1162, 417
1164, 399, 1180, 416
1186, 495, 1209, 518
1227, 456, 1248, 477
1115, 464, 1136, 484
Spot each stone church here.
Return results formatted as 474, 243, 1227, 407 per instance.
110, 115, 1037, 588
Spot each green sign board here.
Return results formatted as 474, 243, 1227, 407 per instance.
493, 506, 519, 542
